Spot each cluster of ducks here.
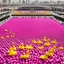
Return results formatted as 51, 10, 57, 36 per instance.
7, 37, 64, 60
1, 29, 64, 60
0, 29, 15, 39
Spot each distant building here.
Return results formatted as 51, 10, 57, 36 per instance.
62, 1, 64, 4
19, 0, 21, 4
2, 0, 7, 4
22, 0, 25, 3
9, 0, 11, 4
25, 0, 30, 4
57, 1, 61, 4
43, 1, 49, 4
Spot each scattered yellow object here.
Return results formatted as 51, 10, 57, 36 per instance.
37, 39, 42, 44
18, 43, 25, 50
45, 52, 53, 57
49, 46, 56, 53
43, 37, 46, 42
26, 50, 30, 55
40, 55, 48, 60
58, 46, 64, 50
0, 36, 4, 39
4, 29, 8, 32
47, 38, 51, 43
20, 54, 30, 59
8, 50, 17, 56
25, 45, 33, 50
10, 45, 16, 51
38, 46, 44, 50
52, 39, 57, 44
44, 43, 50, 47
6, 36, 9, 38
20, 50, 30, 59
8, 42, 17, 56
9, 42, 16, 51
32, 40, 37, 44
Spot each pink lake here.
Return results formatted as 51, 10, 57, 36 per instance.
0, 18, 64, 42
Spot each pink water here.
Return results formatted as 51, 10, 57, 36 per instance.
0, 18, 64, 64
0, 18, 64, 42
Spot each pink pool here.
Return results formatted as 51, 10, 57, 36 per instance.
0, 18, 64, 64
0, 18, 64, 42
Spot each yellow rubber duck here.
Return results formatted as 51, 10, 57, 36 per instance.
38, 46, 44, 50
32, 40, 37, 44
40, 55, 48, 60
20, 50, 30, 59
4, 29, 8, 32
6, 36, 9, 38
45, 52, 53, 57
51, 46, 56, 50
25, 45, 33, 50
20, 54, 30, 59
43, 37, 47, 42
8, 42, 17, 56
26, 50, 30, 55
8, 45, 16, 53
58, 46, 64, 50
10, 42, 16, 51
8, 50, 17, 56
9, 45, 16, 51
47, 38, 51, 43
44, 43, 50, 47
37, 39, 42, 44
49, 46, 56, 53
52, 39, 57, 44
18, 43, 25, 50
0, 36, 4, 39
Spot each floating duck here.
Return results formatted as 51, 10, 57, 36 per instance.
10, 45, 16, 51
49, 46, 56, 53
47, 38, 51, 43
58, 46, 64, 50
8, 42, 17, 56
26, 50, 30, 55
20, 54, 30, 59
8, 49, 17, 56
38, 46, 44, 50
52, 46, 56, 49
20, 50, 30, 59
4, 29, 8, 32
52, 39, 57, 44
25, 45, 33, 50
6, 36, 9, 38
44, 43, 50, 47
43, 37, 46, 42
37, 39, 42, 44
45, 52, 53, 57
9, 42, 16, 51
0, 36, 4, 39
32, 40, 37, 44
40, 55, 48, 60
18, 43, 25, 50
